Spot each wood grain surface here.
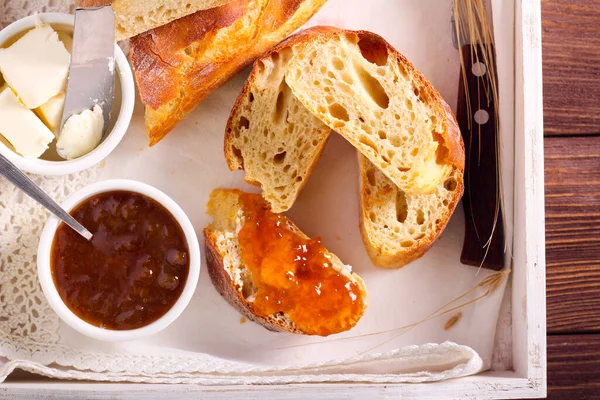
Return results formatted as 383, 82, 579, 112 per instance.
547, 335, 600, 399
542, 0, 600, 398
545, 136, 600, 333
542, 0, 600, 136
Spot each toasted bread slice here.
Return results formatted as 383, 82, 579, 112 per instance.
130, 0, 328, 146
284, 28, 464, 195
204, 189, 368, 336
224, 29, 334, 213
359, 155, 464, 269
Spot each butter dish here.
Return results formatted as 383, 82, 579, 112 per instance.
0, 13, 134, 176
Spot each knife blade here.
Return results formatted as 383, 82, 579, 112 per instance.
60, 6, 115, 137
452, 0, 505, 270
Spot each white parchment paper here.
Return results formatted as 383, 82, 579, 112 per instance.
57, 0, 511, 372
0, 0, 515, 383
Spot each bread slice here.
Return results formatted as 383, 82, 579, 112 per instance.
284, 29, 464, 195
115, 0, 235, 41
224, 29, 334, 213
130, 0, 328, 146
74, 0, 234, 41
204, 189, 368, 336
359, 155, 464, 269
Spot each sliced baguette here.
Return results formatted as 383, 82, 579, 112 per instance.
204, 189, 368, 336
130, 0, 328, 146
224, 27, 465, 268
114, 0, 236, 41
359, 155, 464, 269
224, 29, 335, 213
74, 0, 234, 41
284, 28, 464, 195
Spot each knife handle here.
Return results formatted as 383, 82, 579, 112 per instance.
457, 44, 505, 271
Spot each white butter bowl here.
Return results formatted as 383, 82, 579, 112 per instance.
37, 180, 201, 342
0, 13, 134, 176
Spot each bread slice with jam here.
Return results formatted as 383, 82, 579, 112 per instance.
203, 189, 368, 336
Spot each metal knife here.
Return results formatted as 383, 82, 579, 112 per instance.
59, 6, 115, 143
452, 1, 505, 270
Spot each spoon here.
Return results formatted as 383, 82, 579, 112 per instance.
0, 153, 93, 240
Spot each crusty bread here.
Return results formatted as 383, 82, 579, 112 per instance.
358, 155, 464, 269
130, 0, 328, 146
224, 29, 335, 213
284, 29, 464, 195
73, 0, 234, 41
204, 189, 368, 336
113, 0, 235, 41
223, 27, 465, 268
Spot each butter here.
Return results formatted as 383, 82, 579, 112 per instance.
35, 93, 65, 134
0, 23, 70, 109
0, 86, 54, 159
57, 105, 104, 160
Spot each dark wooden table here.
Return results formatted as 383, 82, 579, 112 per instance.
542, 0, 600, 398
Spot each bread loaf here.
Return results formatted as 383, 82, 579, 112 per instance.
225, 29, 335, 212
130, 0, 328, 146
358, 155, 464, 269
284, 29, 464, 195
204, 189, 368, 335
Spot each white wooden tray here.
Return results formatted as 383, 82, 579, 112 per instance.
0, 0, 545, 398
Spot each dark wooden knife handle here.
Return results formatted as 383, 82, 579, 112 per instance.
457, 44, 505, 270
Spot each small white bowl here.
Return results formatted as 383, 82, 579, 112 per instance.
0, 13, 135, 176
37, 180, 201, 342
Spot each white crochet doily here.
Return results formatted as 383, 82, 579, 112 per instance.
0, 163, 484, 384
0, 0, 500, 385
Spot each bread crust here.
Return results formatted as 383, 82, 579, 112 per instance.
130, 0, 328, 146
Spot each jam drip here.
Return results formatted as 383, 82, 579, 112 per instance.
237, 193, 364, 336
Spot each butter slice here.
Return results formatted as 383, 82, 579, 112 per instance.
0, 87, 55, 159
0, 24, 70, 109
57, 104, 104, 160
35, 93, 65, 134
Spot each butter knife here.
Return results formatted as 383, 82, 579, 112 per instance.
59, 6, 115, 141
452, 2, 505, 270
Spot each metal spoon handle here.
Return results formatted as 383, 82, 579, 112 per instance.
0, 154, 93, 240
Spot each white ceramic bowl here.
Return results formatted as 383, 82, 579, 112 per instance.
0, 13, 135, 176
37, 180, 201, 341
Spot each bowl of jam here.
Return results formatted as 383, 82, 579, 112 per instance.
37, 179, 201, 341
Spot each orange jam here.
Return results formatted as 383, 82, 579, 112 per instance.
237, 193, 364, 336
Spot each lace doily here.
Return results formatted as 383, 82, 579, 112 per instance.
0, 163, 484, 384
0, 167, 98, 364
